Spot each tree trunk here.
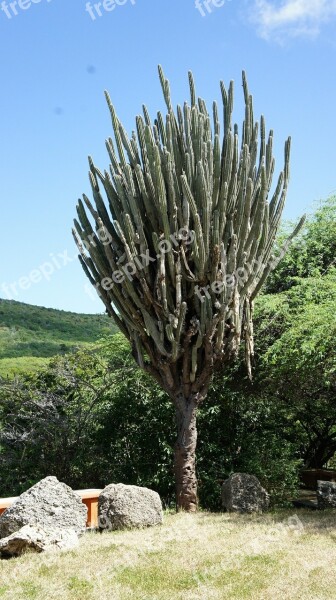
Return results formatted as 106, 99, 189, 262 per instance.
304, 438, 336, 469
174, 394, 198, 512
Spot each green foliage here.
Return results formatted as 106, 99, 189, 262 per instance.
197, 372, 302, 510
0, 340, 121, 494
0, 335, 301, 508
266, 195, 336, 293
254, 272, 336, 468
254, 269, 336, 352
264, 297, 335, 385
0, 336, 174, 500
255, 271, 336, 388
0, 357, 50, 379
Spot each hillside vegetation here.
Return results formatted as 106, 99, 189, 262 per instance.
0, 300, 117, 377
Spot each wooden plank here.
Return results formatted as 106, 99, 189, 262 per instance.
75, 489, 103, 500
0, 489, 103, 528
0, 497, 18, 510
76, 490, 103, 528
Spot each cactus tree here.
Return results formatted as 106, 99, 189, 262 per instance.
73, 67, 304, 511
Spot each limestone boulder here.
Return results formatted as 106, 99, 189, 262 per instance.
317, 480, 336, 509
0, 476, 87, 539
221, 473, 269, 513
0, 525, 79, 557
98, 483, 163, 530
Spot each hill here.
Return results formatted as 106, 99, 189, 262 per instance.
0, 299, 118, 377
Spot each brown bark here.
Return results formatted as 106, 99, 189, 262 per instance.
174, 394, 198, 512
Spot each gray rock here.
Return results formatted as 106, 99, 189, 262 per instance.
221, 473, 270, 513
317, 480, 336, 509
98, 483, 163, 530
0, 525, 79, 557
0, 476, 87, 539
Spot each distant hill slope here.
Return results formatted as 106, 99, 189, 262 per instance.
0, 299, 118, 377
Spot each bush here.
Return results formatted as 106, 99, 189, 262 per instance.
0, 337, 302, 509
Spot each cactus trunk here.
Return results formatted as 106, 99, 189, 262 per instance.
174, 394, 199, 511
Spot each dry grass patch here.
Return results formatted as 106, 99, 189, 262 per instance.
0, 510, 335, 599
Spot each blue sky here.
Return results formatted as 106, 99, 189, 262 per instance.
0, 0, 335, 313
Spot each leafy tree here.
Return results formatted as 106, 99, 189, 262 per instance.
0, 345, 112, 494
73, 67, 303, 510
196, 370, 302, 509
266, 195, 336, 293
256, 271, 336, 468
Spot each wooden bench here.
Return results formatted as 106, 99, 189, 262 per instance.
77, 489, 103, 528
0, 489, 103, 529
300, 469, 336, 490
0, 497, 18, 516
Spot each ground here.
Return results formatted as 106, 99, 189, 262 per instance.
0, 511, 335, 599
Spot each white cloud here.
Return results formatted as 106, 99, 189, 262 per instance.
250, 0, 336, 42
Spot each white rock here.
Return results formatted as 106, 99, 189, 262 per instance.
0, 476, 87, 539
0, 525, 79, 557
98, 483, 163, 530
221, 473, 270, 513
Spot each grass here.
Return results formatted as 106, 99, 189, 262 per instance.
0, 357, 50, 378
0, 299, 118, 377
0, 511, 335, 599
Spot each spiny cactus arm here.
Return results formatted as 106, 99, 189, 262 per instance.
89, 159, 116, 231
236, 178, 253, 265
93, 168, 123, 229
133, 164, 158, 233
212, 133, 221, 207
233, 144, 250, 235
158, 64, 174, 115
251, 213, 306, 301
250, 256, 275, 301
105, 137, 121, 175
180, 174, 206, 279
269, 171, 284, 221
190, 332, 203, 383
198, 161, 211, 256
104, 91, 127, 171
163, 150, 179, 233
73, 228, 126, 324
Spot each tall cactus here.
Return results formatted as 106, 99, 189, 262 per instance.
73, 67, 305, 511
